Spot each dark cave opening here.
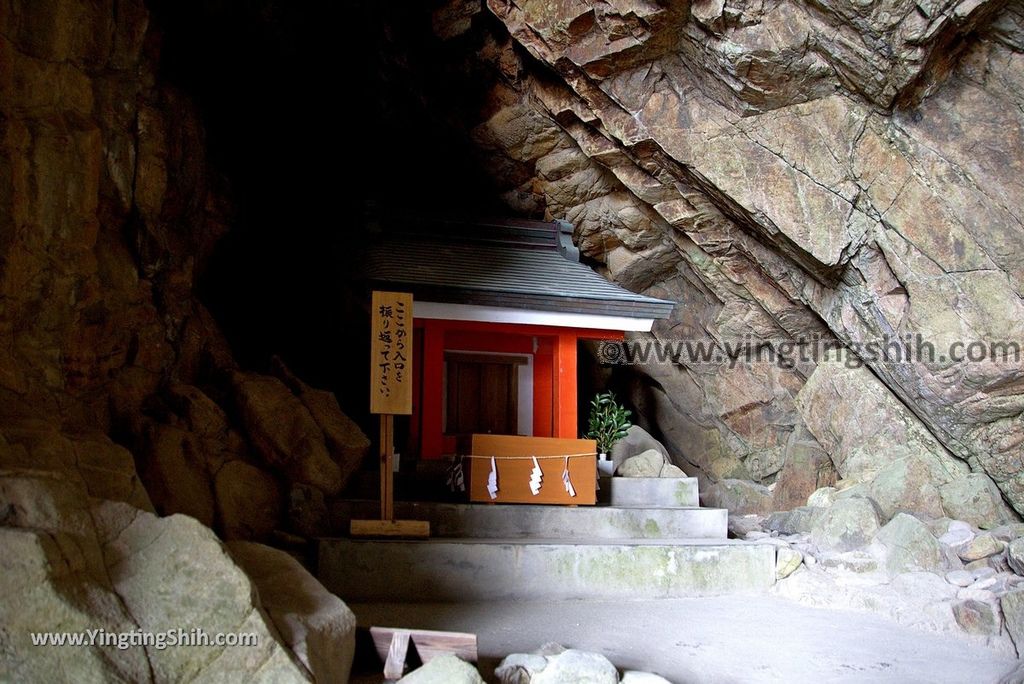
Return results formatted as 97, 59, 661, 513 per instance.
146, 0, 508, 421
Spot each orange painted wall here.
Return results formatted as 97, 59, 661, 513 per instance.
415, 318, 623, 459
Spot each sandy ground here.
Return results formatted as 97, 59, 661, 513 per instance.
349, 596, 1019, 683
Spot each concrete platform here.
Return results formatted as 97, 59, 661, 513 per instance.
318, 538, 775, 602
330, 500, 727, 539
602, 477, 699, 507
349, 598, 1018, 684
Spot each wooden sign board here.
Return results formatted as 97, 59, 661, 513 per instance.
369, 291, 413, 415
467, 435, 597, 505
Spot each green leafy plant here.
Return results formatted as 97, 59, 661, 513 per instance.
586, 391, 632, 455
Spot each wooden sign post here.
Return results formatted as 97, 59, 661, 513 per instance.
350, 291, 430, 538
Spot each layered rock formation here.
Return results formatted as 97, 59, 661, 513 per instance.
425, 0, 1024, 521
0, 2, 365, 678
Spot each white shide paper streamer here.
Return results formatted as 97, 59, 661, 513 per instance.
487, 456, 499, 500
529, 456, 543, 495
562, 456, 576, 498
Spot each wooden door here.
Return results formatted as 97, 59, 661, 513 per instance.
445, 354, 522, 435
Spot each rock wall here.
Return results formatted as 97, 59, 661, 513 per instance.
0, 2, 365, 677
0, 0, 232, 426
0, 0, 369, 536
426, 0, 1024, 520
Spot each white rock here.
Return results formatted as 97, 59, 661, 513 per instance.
399, 655, 484, 684
532, 649, 618, 684
970, 577, 998, 592
809, 497, 881, 551
227, 541, 357, 684
1008, 538, 1024, 576
958, 587, 997, 602
958, 533, 1005, 562
807, 486, 838, 508
659, 463, 687, 478
945, 570, 975, 587
776, 548, 804, 579
939, 523, 975, 549
496, 653, 549, 684
972, 566, 998, 580
616, 449, 666, 478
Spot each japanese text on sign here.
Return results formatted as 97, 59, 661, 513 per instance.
370, 291, 413, 415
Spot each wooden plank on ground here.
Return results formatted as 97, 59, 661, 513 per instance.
369, 626, 478, 666
383, 631, 410, 680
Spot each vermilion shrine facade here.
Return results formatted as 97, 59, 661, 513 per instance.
360, 217, 674, 460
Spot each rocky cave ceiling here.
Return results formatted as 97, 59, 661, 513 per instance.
1, 0, 1022, 522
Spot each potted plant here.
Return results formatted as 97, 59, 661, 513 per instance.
585, 391, 632, 476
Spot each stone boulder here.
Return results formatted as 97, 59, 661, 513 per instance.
0, 420, 153, 512
807, 487, 838, 508
0, 438, 317, 684
616, 449, 665, 478
164, 383, 243, 473
946, 570, 975, 587
398, 654, 484, 684
609, 425, 670, 472
959, 534, 1006, 563
795, 361, 969, 489
137, 423, 215, 527
660, 463, 686, 478
214, 460, 282, 541
776, 547, 803, 579
1, 473, 112, 581
271, 356, 370, 488
873, 513, 945, 574
232, 372, 344, 495
952, 599, 1001, 636
703, 479, 774, 516
772, 439, 836, 512
0, 473, 151, 683
227, 542, 357, 684
496, 652, 549, 684
69, 430, 155, 512
809, 497, 881, 552
287, 483, 330, 538
93, 501, 313, 682
532, 649, 619, 684
496, 646, 619, 684
994, 524, 1024, 543
1002, 590, 1024, 656
940, 474, 1017, 530
765, 507, 821, 536
1008, 538, 1024, 576
166, 383, 230, 441
95, 499, 311, 679
937, 520, 976, 551
865, 456, 946, 521
294, 386, 369, 487
0, 526, 151, 682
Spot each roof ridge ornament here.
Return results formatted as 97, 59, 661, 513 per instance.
555, 220, 580, 263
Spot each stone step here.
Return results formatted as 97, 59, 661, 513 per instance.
317, 538, 776, 602
601, 477, 700, 508
331, 500, 728, 540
